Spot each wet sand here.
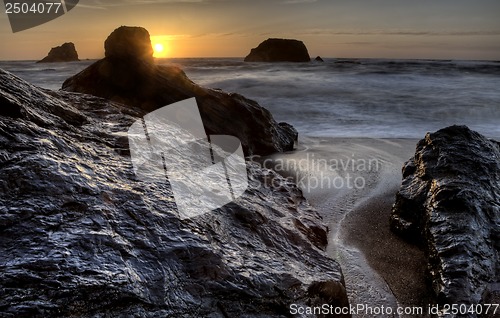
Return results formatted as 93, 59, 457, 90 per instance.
264, 137, 434, 317
343, 191, 434, 311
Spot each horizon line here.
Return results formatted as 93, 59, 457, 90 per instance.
1, 56, 499, 62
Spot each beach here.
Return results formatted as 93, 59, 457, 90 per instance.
2, 0, 500, 314
263, 137, 433, 316
1, 55, 499, 316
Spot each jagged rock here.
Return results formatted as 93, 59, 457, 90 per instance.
0, 69, 350, 317
37, 42, 79, 63
314, 56, 324, 62
62, 27, 296, 156
391, 125, 500, 309
244, 38, 311, 62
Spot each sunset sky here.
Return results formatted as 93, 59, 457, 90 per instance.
1, 0, 500, 60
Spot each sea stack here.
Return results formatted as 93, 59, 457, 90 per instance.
62, 26, 297, 156
37, 42, 79, 63
244, 38, 311, 62
104, 26, 154, 63
314, 56, 324, 62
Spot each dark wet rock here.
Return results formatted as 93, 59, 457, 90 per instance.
62, 27, 295, 156
37, 42, 79, 63
314, 56, 324, 62
105, 26, 154, 64
0, 68, 350, 317
244, 38, 311, 63
391, 125, 500, 309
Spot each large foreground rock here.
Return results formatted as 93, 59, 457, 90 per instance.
244, 38, 311, 63
37, 42, 79, 63
0, 69, 349, 317
391, 125, 500, 310
62, 26, 296, 156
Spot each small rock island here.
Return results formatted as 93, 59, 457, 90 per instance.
244, 38, 311, 62
37, 42, 79, 63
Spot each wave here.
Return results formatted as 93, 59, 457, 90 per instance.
2, 58, 499, 138
177, 58, 500, 138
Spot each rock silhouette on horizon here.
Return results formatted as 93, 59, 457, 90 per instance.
244, 38, 311, 62
37, 42, 79, 63
104, 26, 154, 63
63, 26, 296, 156
391, 125, 500, 307
314, 56, 324, 62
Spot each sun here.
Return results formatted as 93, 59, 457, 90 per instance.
151, 36, 170, 58
153, 42, 167, 58
154, 43, 164, 54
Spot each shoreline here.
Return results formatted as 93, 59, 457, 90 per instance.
342, 190, 434, 311
263, 136, 433, 316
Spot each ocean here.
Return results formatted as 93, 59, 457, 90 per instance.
1, 58, 499, 139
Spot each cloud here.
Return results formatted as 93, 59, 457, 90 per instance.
281, 0, 317, 4
297, 28, 500, 37
80, 0, 205, 9
151, 34, 191, 40
189, 31, 250, 38
81, 0, 319, 8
